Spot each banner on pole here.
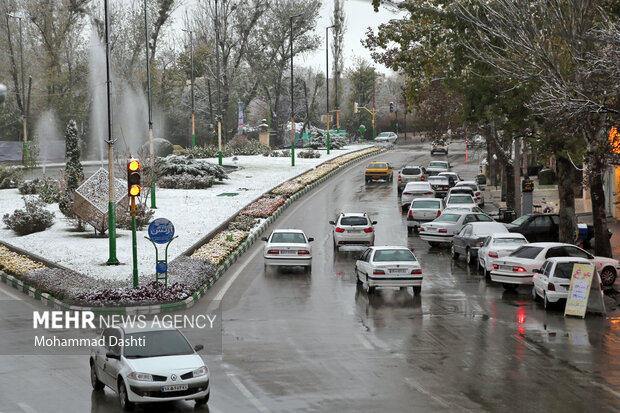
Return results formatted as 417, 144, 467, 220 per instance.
238, 101, 244, 134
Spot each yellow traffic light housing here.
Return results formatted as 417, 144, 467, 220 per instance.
127, 158, 142, 199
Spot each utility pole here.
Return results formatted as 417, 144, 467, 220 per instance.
215, 0, 222, 166
372, 82, 376, 141
290, 13, 302, 167
104, 0, 119, 265
182, 28, 195, 149
7, 14, 27, 166
326, 25, 335, 155
144, 0, 156, 209
514, 136, 522, 217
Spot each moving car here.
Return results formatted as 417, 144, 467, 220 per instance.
407, 198, 445, 233
454, 181, 484, 207
438, 171, 462, 187
426, 160, 451, 177
354, 246, 423, 295
477, 233, 529, 277
451, 222, 510, 265
401, 181, 435, 209
375, 131, 398, 144
419, 211, 494, 247
397, 165, 426, 192
365, 161, 393, 183
490, 242, 619, 289
445, 193, 477, 208
430, 140, 449, 155
262, 229, 314, 272
90, 326, 210, 410
329, 213, 377, 250
427, 175, 451, 198
532, 257, 591, 309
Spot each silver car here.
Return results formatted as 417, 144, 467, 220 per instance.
397, 165, 426, 191
450, 222, 509, 265
375, 131, 398, 143
407, 198, 445, 233
329, 213, 376, 250
454, 181, 485, 207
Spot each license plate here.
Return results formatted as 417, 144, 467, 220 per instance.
280, 250, 296, 254
161, 384, 188, 392
348, 230, 361, 233
426, 227, 437, 232
389, 269, 407, 274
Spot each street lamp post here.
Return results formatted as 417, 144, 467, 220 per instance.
182, 28, 195, 149
325, 25, 335, 155
6, 13, 27, 167
290, 13, 302, 167
215, 0, 223, 166
144, 0, 156, 209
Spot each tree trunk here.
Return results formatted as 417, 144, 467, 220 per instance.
556, 156, 576, 244
505, 164, 515, 211
589, 154, 611, 257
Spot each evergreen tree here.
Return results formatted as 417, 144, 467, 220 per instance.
64, 120, 83, 193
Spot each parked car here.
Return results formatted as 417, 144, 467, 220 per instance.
329, 213, 377, 250
90, 326, 210, 410
490, 242, 619, 289
407, 198, 445, 233
443, 205, 484, 214
375, 131, 398, 144
426, 160, 451, 177
438, 171, 462, 187
451, 222, 510, 265
445, 193, 477, 208
397, 165, 426, 192
430, 140, 448, 155
532, 257, 591, 309
354, 246, 423, 295
365, 161, 393, 183
454, 181, 484, 207
477, 233, 529, 277
427, 175, 451, 198
419, 211, 494, 247
466, 135, 486, 149
262, 229, 314, 272
401, 181, 435, 209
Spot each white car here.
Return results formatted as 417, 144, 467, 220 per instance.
406, 198, 445, 233
477, 233, 529, 277
90, 326, 210, 410
454, 181, 484, 207
375, 131, 398, 143
354, 246, 423, 295
445, 193, 477, 208
262, 229, 314, 272
401, 181, 435, 209
490, 242, 620, 290
532, 257, 591, 309
443, 205, 484, 214
419, 211, 494, 247
438, 171, 462, 187
329, 213, 377, 249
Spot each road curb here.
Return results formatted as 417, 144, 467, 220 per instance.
0, 147, 387, 314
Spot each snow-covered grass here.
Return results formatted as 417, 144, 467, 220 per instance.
0, 145, 372, 283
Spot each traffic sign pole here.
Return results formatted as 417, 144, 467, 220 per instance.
131, 197, 138, 288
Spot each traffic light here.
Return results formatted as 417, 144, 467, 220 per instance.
389, 102, 394, 112
353, 102, 358, 114
127, 159, 142, 197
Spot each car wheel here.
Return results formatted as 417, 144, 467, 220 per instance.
466, 248, 473, 266
355, 269, 362, 284
600, 267, 617, 287
118, 380, 135, 411
450, 244, 460, 259
90, 361, 104, 391
195, 391, 210, 405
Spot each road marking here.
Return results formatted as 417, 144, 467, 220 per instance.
591, 381, 620, 399
227, 373, 270, 413
213, 247, 263, 302
17, 403, 37, 413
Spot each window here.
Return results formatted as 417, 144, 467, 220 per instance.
360, 249, 371, 262
483, 236, 491, 247
433, 213, 461, 223
550, 215, 559, 225
531, 216, 552, 228
464, 214, 477, 223
108, 329, 122, 354
541, 261, 551, 276
271, 232, 306, 243
510, 215, 531, 226
340, 217, 369, 226
448, 195, 474, 204
510, 246, 543, 259
368, 163, 387, 169
373, 249, 416, 262
545, 247, 565, 258
411, 200, 440, 209
494, 238, 527, 245
124, 330, 194, 359
402, 168, 421, 175
461, 225, 473, 236
562, 246, 590, 259
554, 262, 579, 279
475, 214, 493, 222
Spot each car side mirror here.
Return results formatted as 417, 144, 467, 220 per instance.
308, 237, 314, 242
261, 237, 268, 241
106, 350, 120, 360
194, 344, 204, 352
328, 221, 335, 225
372, 221, 377, 225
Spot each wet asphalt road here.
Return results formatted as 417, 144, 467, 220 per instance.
1, 140, 619, 412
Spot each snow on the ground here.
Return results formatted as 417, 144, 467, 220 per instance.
0, 145, 371, 282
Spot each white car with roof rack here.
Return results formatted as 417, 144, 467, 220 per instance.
329, 213, 377, 250
354, 246, 423, 295
262, 229, 314, 272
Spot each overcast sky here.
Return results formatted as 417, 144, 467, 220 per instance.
172, 0, 404, 75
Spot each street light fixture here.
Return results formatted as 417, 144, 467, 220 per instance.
290, 13, 303, 167
6, 13, 27, 167
325, 25, 335, 155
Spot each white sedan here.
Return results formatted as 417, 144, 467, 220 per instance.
490, 242, 620, 289
375, 131, 398, 143
419, 211, 494, 247
354, 246, 423, 295
90, 326, 210, 410
262, 229, 314, 272
532, 257, 591, 309
477, 233, 528, 277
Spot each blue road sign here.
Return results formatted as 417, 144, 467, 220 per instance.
156, 261, 168, 274
148, 218, 175, 244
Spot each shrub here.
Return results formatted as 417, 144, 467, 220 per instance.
18, 179, 40, 194
228, 215, 258, 232
159, 173, 214, 189
297, 150, 321, 159
156, 154, 228, 181
191, 230, 249, 265
0, 245, 47, 276
19, 178, 61, 203
167, 256, 217, 291
240, 195, 286, 218
75, 281, 191, 307
2, 197, 55, 235
0, 165, 22, 189
20, 267, 124, 301
117, 202, 156, 230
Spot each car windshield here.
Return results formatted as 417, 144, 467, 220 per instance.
428, 177, 449, 184
494, 238, 528, 245
412, 200, 440, 209
402, 167, 421, 175
368, 163, 387, 169
407, 183, 429, 189
448, 195, 473, 204
511, 215, 531, 226
434, 213, 461, 223
429, 162, 447, 168
458, 184, 478, 191
373, 249, 416, 262
124, 330, 194, 359
451, 188, 474, 194
340, 217, 368, 226
509, 246, 543, 259
271, 232, 306, 243
554, 262, 581, 279
473, 214, 493, 222
377, 132, 390, 137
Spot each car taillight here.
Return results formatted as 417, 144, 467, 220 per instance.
426, 191, 433, 195
364, 227, 373, 233
403, 192, 411, 195
512, 266, 526, 272
488, 251, 498, 258
373, 269, 385, 275
474, 197, 478, 201
335, 227, 345, 233
398, 174, 401, 182
408, 209, 413, 218
476, 191, 481, 196
548, 282, 555, 291
436, 210, 441, 217
439, 228, 447, 233
419, 227, 425, 232
411, 269, 422, 274
298, 250, 310, 255
492, 264, 499, 270
421, 175, 425, 181
267, 249, 279, 255
443, 186, 449, 190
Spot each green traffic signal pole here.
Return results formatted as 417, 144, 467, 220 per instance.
131, 197, 138, 288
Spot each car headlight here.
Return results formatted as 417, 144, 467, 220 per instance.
128, 372, 154, 381
192, 366, 208, 378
